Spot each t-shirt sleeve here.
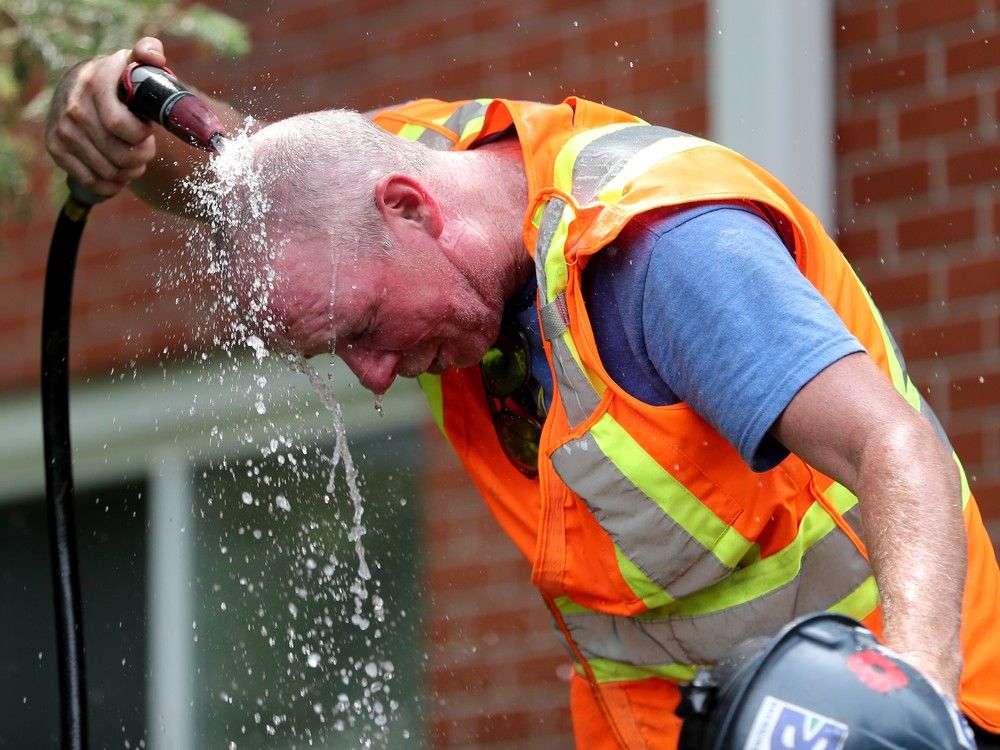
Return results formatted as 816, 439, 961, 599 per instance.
640, 206, 865, 471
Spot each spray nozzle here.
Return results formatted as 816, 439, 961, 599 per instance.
117, 62, 228, 152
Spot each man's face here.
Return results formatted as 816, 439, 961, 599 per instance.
266, 234, 501, 394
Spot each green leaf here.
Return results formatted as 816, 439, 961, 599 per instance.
0, 0, 250, 209
0, 60, 18, 101
165, 4, 251, 57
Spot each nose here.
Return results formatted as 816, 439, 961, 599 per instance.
339, 346, 401, 394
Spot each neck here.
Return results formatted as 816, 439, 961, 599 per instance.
435, 141, 533, 307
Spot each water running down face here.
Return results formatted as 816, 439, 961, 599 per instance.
220, 110, 525, 392
264, 222, 500, 395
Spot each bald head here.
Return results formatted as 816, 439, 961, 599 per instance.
244, 109, 436, 249
207, 106, 529, 370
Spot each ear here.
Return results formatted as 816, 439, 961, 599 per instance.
374, 174, 444, 238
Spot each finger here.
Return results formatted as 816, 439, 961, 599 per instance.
57, 113, 129, 182
87, 50, 153, 146
129, 37, 166, 67
56, 151, 127, 198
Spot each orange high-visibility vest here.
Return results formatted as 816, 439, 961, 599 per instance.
374, 98, 1000, 747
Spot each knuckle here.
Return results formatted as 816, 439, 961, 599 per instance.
64, 100, 86, 124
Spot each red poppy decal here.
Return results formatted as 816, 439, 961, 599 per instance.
846, 650, 909, 694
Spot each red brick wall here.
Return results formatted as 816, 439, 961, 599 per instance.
835, 0, 1000, 519
0, 0, 707, 391
7, 1, 997, 748
0, 3, 707, 747
421, 425, 574, 749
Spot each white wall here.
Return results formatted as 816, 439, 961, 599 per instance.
709, 0, 835, 232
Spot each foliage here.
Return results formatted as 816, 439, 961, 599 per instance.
0, 0, 250, 213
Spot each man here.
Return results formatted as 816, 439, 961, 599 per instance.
47, 38, 1000, 748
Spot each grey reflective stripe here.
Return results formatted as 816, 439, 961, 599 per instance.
571, 124, 690, 204
551, 432, 733, 598
539, 295, 568, 340
882, 326, 955, 453
550, 336, 601, 427
417, 128, 454, 150
442, 100, 490, 138
533, 197, 567, 278
842, 504, 864, 545
415, 100, 491, 151
564, 530, 874, 666
533, 200, 600, 426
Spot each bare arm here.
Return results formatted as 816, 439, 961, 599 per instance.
771, 351, 965, 698
46, 37, 246, 220
47, 36, 393, 220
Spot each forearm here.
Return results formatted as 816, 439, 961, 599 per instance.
771, 353, 967, 699
854, 413, 966, 695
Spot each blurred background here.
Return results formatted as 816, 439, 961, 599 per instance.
0, 0, 997, 747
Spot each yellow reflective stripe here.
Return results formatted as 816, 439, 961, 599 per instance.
459, 115, 486, 140
583, 658, 697, 685
543, 203, 573, 303
597, 135, 711, 205
553, 594, 590, 616
417, 373, 445, 432
650, 499, 836, 617
613, 546, 674, 609
588, 413, 754, 569
828, 575, 880, 618
851, 270, 920, 408
395, 122, 427, 142
955, 452, 971, 508
553, 123, 641, 192
530, 202, 546, 229
823, 480, 860, 515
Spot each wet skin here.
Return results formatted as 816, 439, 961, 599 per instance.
264, 232, 502, 394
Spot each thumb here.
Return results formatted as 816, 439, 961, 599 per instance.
129, 36, 167, 67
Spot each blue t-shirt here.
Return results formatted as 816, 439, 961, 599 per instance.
513, 204, 864, 472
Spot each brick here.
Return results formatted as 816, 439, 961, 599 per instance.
836, 7, 881, 48
950, 369, 1000, 410
586, 16, 653, 56
837, 226, 880, 261
672, 103, 708, 137
902, 318, 983, 360
470, 4, 514, 35
866, 270, 931, 311
949, 256, 1000, 298
514, 653, 573, 684
898, 94, 978, 141
511, 37, 568, 71
896, 0, 978, 33
474, 707, 570, 744
848, 52, 927, 96
851, 160, 930, 204
950, 428, 986, 465
427, 562, 491, 591
836, 115, 880, 153
897, 205, 977, 251
386, 15, 447, 55
672, 2, 707, 36
947, 143, 1000, 187
975, 483, 1000, 526
629, 54, 699, 92
946, 31, 1000, 77
429, 663, 491, 694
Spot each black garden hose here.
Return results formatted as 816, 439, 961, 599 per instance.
41, 63, 227, 750
41, 192, 97, 750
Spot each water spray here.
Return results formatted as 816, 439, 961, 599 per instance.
42, 63, 227, 750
